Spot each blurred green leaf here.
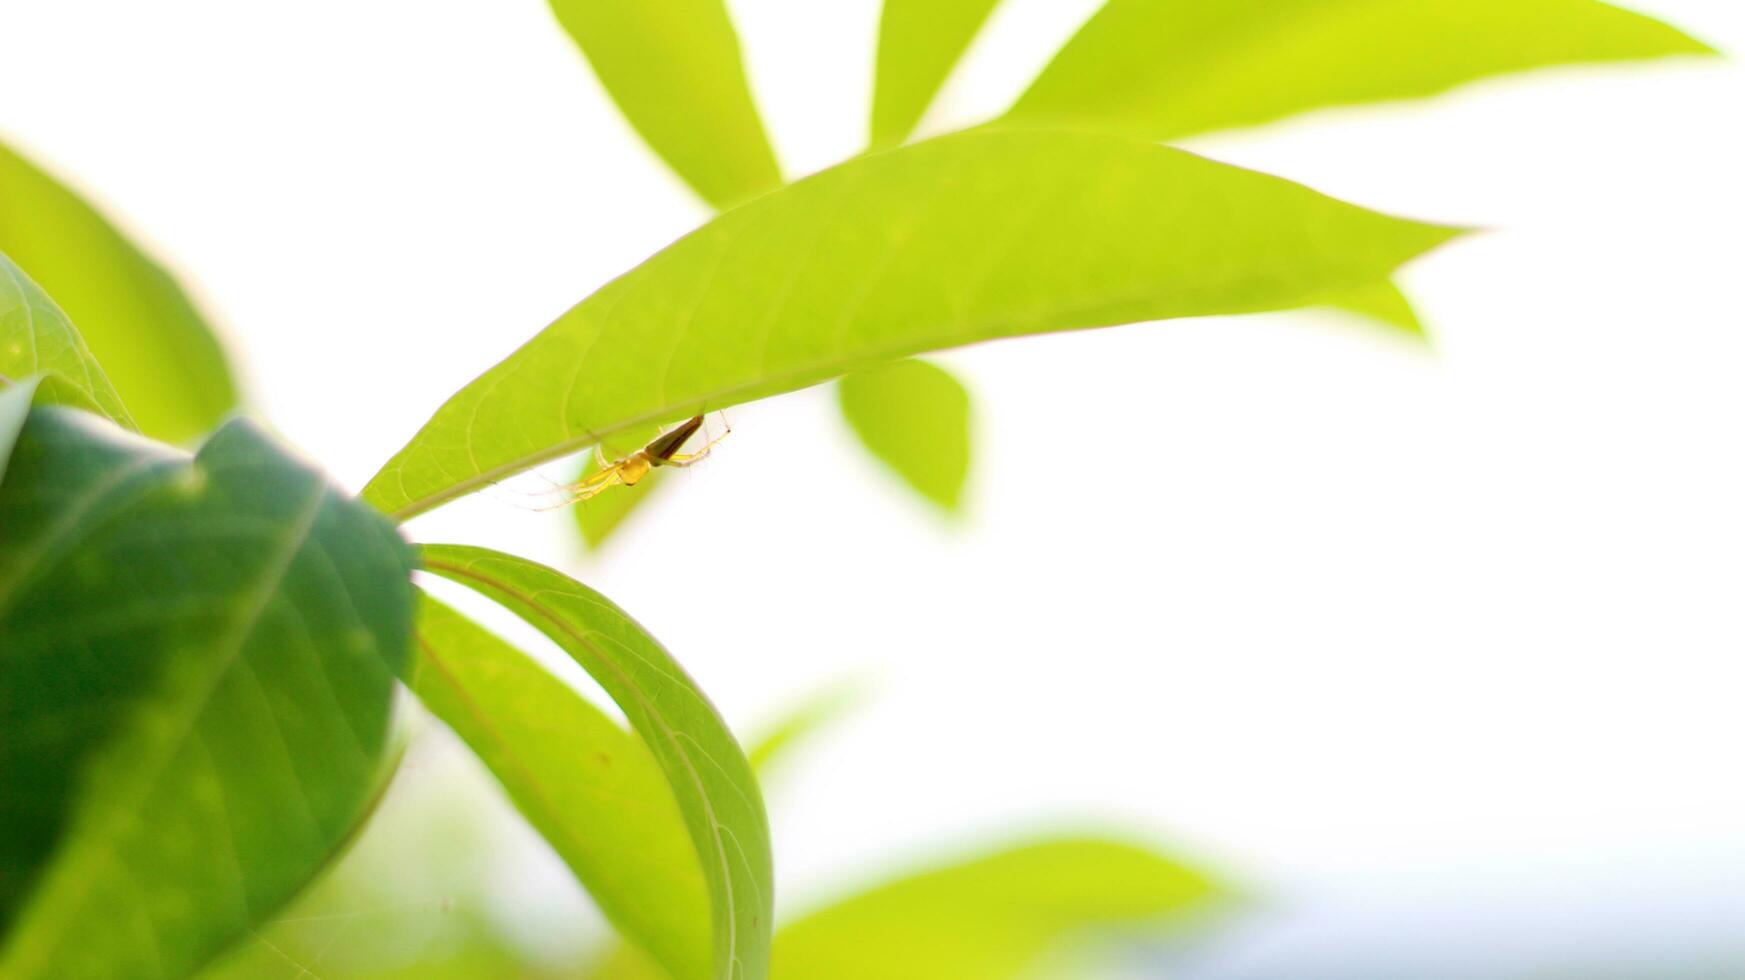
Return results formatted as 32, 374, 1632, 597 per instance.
1325, 278, 1425, 337
547, 0, 781, 209
0, 408, 416, 979
0, 251, 136, 430
745, 683, 862, 778
365, 129, 1459, 519
590, 838, 1226, 980
838, 358, 971, 513
0, 141, 237, 443
1004, 0, 1715, 143
772, 839, 1224, 979
0, 376, 40, 484
870, 0, 1006, 148
420, 544, 772, 980
409, 592, 711, 980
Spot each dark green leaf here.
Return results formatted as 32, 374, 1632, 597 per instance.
419, 545, 772, 980
0, 408, 415, 979
409, 592, 711, 980
1004, 0, 1715, 143
0, 141, 237, 443
547, 0, 782, 209
365, 129, 1459, 519
0, 251, 135, 430
870, 0, 1006, 148
838, 359, 971, 513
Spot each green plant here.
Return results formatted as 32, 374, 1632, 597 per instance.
0, 2, 1711, 978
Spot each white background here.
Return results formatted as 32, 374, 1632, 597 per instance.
3, 0, 1742, 963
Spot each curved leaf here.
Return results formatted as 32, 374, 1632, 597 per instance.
0, 141, 237, 442
419, 544, 772, 980
870, 0, 1006, 148
1004, 0, 1715, 143
409, 592, 712, 980
547, 0, 781, 209
772, 839, 1225, 979
365, 128, 1460, 519
0, 409, 415, 979
838, 359, 971, 513
0, 251, 135, 429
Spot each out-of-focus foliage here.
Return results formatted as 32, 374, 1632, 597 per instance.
1323, 279, 1426, 337
585, 838, 1226, 980
365, 129, 1457, 519
869, 0, 1005, 148
770, 839, 1223, 980
546, 0, 780, 209
838, 359, 972, 513
409, 593, 710, 980
420, 545, 773, 980
0, 251, 135, 429
1002, 0, 1715, 141
0, 407, 415, 980
0, 142, 237, 442
0, 376, 36, 484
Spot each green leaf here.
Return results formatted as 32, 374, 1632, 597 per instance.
0, 376, 41, 486
587, 838, 1227, 980
419, 544, 772, 980
365, 128, 1460, 519
0, 251, 136, 430
0, 141, 237, 443
837, 358, 971, 513
0, 408, 416, 979
1004, 0, 1716, 143
547, 0, 782, 209
1325, 278, 1425, 337
772, 839, 1225, 979
871, 0, 1006, 148
409, 592, 712, 980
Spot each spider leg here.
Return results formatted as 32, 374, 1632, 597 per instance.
565, 463, 627, 503
659, 425, 731, 468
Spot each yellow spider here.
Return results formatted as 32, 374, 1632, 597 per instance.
566, 414, 727, 502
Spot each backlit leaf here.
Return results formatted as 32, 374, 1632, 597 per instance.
409, 593, 711, 980
870, 0, 1006, 148
547, 0, 782, 209
772, 839, 1224, 979
365, 129, 1459, 520
1004, 0, 1715, 143
0, 141, 237, 442
420, 544, 772, 980
838, 359, 971, 513
0, 251, 135, 430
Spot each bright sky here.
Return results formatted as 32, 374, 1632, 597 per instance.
3, 0, 1742, 958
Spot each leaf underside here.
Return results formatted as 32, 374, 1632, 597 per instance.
365, 128, 1458, 519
